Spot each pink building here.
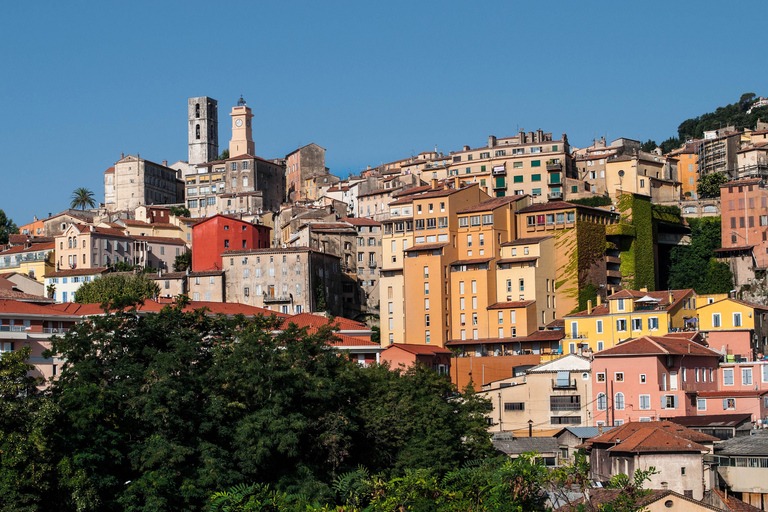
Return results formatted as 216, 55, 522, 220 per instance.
381, 343, 451, 375
720, 178, 768, 268
694, 360, 768, 424
592, 333, 721, 425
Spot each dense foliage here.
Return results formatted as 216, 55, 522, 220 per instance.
697, 172, 729, 198
169, 206, 191, 218
0, 209, 18, 245
567, 196, 613, 208
73, 273, 161, 304
668, 217, 733, 294
173, 250, 192, 271
0, 306, 493, 511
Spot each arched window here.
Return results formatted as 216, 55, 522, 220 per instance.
68, 237, 72, 248
615, 392, 625, 410
195, 124, 200, 140
703, 205, 718, 213
597, 393, 606, 411
195, 103, 200, 118
73, 238, 77, 248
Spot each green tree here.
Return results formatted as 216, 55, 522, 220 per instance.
659, 136, 682, 155
0, 347, 56, 511
668, 217, 733, 293
169, 206, 191, 218
213, 149, 229, 161
639, 140, 657, 153
74, 273, 160, 304
70, 187, 96, 211
173, 250, 192, 271
0, 209, 18, 245
697, 172, 729, 198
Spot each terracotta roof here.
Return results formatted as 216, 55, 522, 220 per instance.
709, 490, 763, 512
721, 178, 762, 186
487, 301, 536, 309
302, 222, 356, 232
120, 219, 152, 227
383, 343, 451, 355
445, 329, 564, 346
338, 217, 381, 226
104, 166, 115, 173
517, 201, 615, 215
715, 245, 755, 253
330, 333, 380, 348
390, 184, 475, 205
449, 257, 493, 266
497, 256, 539, 265
568, 289, 694, 317
587, 420, 717, 452
403, 242, 449, 252
44, 267, 109, 278
179, 301, 282, 317
660, 414, 752, 428
594, 335, 719, 358
70, 225, 133, 239
698, 297, 768, 311
280, 313, 368, 333
0, 299, 67, 315
500, 236, 554, 246
0, 242, 55, 256
0, 289, 54, 302
455, 195, 527, 213
133, 235, 186, 245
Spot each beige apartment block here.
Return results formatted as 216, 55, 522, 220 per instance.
446, 131, 574, 201
223, 247, 343, 316
604, 151, 681, 202
55, 224, 134, 270
477, 354, 592, 432
106, 155, 183, 212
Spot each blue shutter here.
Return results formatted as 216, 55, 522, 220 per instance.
723, 399, 728, 410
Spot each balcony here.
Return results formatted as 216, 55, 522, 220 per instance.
42, 328, 69, 334
492, 166, 507, 176
567, 332, 589, 340
606, 269, 622, 279
263, 294, 292, 303
605, 255, 621, 265
547, 191, 562, 200
546, 162, 563, 171
552, 378, 577, 390
368, 261, 377, 269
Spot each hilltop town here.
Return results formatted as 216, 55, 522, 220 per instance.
2, 94, 768, 511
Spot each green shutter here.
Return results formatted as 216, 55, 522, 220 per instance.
513, 175, 523, 183
531, 160, 541, 167
532, 174, 541, 182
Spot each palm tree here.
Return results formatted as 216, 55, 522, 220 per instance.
70, 188, 96, 210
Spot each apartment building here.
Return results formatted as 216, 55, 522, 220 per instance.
574, 137, 641, 195
699, 128, 741, 178
191, 214, 271, 272
562, 289, 698, 355
697, 298, 768, 362
43, 267, 111, 303
223, 246, 343, 316
603, 151, 681, 202
0, 241, 54, 283
55, 224, 134, 270
719, 178, 768, 267
668, 141, 702, 199
285, 143, 327, 202
515, 201, 621, 317
342, 217, 382, 314
105, 154, 184, 212
446, 131, 574, 201
592, 332, 721, 426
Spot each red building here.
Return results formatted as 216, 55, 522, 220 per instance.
191, 214, 271, 271
720, 178, 768, 267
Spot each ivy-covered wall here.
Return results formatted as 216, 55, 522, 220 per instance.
615, 193, 655, 291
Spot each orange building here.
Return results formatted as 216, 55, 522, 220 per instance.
668, 141, 701, 199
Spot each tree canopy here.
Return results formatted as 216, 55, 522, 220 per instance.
169, 206, 191, 218
0, 306, 495, 511
173, 250, 192, 271
667, 217, 733, 294
70, 187, 96, 211
73, 272, 160, 305
697, 172, 729, 198
0, 209, 18, 245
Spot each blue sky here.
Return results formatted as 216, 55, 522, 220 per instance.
1, 1, 764, 225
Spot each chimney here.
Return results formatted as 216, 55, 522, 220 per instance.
121, 152, 124, 158
454, 176, 461, 189
598, 424, 603, 435
597, 295, 602, 306
431, 178, 439, 190
488, 135, 497, 148
669, 292, 674, 305
640, 287, 648, 292
162, 160, 167, 167
587, 300, 593, 314
463, 145, 470, 151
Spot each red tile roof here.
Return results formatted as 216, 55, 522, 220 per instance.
280, 313, 368, 333
0, 242, 55, 255
594, 334, 719, 358
456, 195, 527, 213
338, 217, 381, 226
587, 421, 717, 454
383, 343, 452, 355
43, 267, 109, 278
449, 257, 493, 266
133, 235, 186, 245
0, 289, 54, 302
500, 236, 553, 247
403, 242, 449, 252
710, 490, 764, 512
697, 390, 768, 398
487, 301, 536, 309
330, 333, 380, 347
497, 256, 539, 265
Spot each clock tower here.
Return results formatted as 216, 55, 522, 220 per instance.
229, 96, 255, 157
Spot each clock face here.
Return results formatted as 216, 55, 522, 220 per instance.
235, 119, 243, 127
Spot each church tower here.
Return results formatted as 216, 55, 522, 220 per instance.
229, 96, 255, 157
188, 97, 218, 165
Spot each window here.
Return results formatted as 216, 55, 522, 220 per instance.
712, 313, 721, 328
596, 393, 607, 410
697, 398, 706, 411
733, 312, 742, 327
616, 298, 625, 311
663, 395, 677, 409
639, 395, 651, 410
424, 314, 430, 327
631, 318, 642, 331
596, 372, 605, 382
615, 372, 624, 382
531, 160, 541, 167
596, 320, 603, 334
616, 319, 627, 332
742, 368, 753, 385
504, 402, 525, 411
724, 398, 735, 410
614, 393, 625, 410
723, 368, 734, 386
648, 317, 659, 330
550, 396, 580, 411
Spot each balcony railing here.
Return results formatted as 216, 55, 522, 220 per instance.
43, 328, 69, 334
263, 295, 292, 303
566, 332, 589, 340
368, 261, 377, 268
492, 167, 507, 176
552, 378, 577, 390
547, 192, 562, 200
0, 326, 25, 332
546, 162, 563, 171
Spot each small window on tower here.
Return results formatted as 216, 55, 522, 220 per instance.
195, 124, 200, 140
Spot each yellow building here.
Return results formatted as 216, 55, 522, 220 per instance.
604, 152, 681, 202
0, 242, 55, 283
562, 288, 697, 354
697, 298, 768, 361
